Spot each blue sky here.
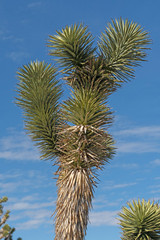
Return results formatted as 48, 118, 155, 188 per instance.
0, 0, 160, 239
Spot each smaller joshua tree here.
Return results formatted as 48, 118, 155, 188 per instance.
0, 197, 22, 240
0, 197, 15, 240
118, 199, 160, 240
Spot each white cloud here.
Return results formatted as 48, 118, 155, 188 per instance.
155, 177, 160, 180
0, 131, 40, 161
0, 28, 23, 42
28, 2, 42, 8
104, 182, 137, 190
16, 217, 49, 230
149, 182, 160, 194
89, 210, 118, 226
113, 126, 160, 138
20, 195, 39, 202
151, 189, 160, 194
0, 150, 39, 161
0, 169, 54, 196
17, 219, 44, 230
117, 141, 160, 153
0, 182, 20, 193
111, 125, 160, 153
92, 197, 123, 210
0, 172, 22, 180
16, 209, 52, 230
7, 51, 29, 62
11, 208, 53, 230
7, 195, 55, 230
151, 159, 160, 166
0, 179, 36, 194
0, 29, 13, 41
8, 200, 55, 211
111, 163, 138, 169
1, 169, 56, 231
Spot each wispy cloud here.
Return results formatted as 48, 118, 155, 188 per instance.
16, 209, 52, 230
0, 33, 13, 41
89, 210, 118, 226
0, 29, 23, 42
1, 169, 56, 230
92, 197, 123, 210
114, 126, 160, 137
104, 182, 137, 190
151, 159, 160, 166
151, 189, 160, 194
0, 130, 40, 161
155, 177, 160, 180
28, 1, 42, 8
149, 181, 160, 194
0, 169, 54, 195
8, 199, 55, 211
0, 29, 14, 41
8, 197, 55, 230
111, 163, 138, 169
0, 178, 36, 194
117, 141, 160, 153
7, 51, 29, 63
0, 182, 20, 193
0, 172, 22, 180
111, 125, 160, 153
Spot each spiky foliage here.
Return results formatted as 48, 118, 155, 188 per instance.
0, 197, 15, 240
16, 19, 150, 240
16, 61, 62, 161
98, 18, 151, 83
64, 57, 117, 94
118, 199, 160, 240
48, 24, 96, 72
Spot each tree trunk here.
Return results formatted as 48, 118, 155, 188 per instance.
54, 168, 95, 240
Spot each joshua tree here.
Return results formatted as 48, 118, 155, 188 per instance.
118, 199, 160, 240
0, 197, 15, 240
16, 18, 150, 239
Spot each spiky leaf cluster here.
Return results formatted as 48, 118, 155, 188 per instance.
49, 19, 150, 86
118, 199, 160, 240
98, 18, 151, 82
64, 57, 118, 95
48, 24, 96, 72
16, 61, 62, 161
